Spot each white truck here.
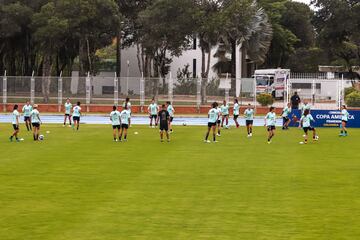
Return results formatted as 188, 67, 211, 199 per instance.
254, 69, 290, 99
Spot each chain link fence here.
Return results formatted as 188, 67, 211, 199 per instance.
0, 73, 351, 112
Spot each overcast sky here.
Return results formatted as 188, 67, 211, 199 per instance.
293, 0, 312, 5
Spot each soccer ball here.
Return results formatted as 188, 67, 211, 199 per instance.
39, 135, 44, 141
315, 135, 319, 140
183, 122, 187, 126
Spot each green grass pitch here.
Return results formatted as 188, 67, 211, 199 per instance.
0, 123, 359, 239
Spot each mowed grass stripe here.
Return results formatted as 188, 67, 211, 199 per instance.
0, 124, 359, 239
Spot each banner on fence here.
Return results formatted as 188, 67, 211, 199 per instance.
289, 110, 360, 128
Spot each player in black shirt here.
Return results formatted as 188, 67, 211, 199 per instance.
156, 104, 170, 142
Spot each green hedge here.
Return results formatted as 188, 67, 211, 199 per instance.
345, 91, 360, 107
257, 93, 274, 106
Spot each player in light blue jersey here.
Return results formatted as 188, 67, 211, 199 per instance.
340, 105, 349, 136
301, 101, 311, 116
110, 105, 121, 141
30, 104, 42, 141
299, 109, 318, 144
167, 101, 175, 133
244, 104, 254, 137
204, 102, 218, 143
264, 107, 276, 144
120, 104, 131, 141
148, 98, 159, 128
233, 99, 240, 128
22, 101, 33, 131
63, 98, 72, 127
9, 104, 20, 142
281, 103, 292, 130
220, 100, 230, 128
72, 102, 81, 131
215, 102, 222, 136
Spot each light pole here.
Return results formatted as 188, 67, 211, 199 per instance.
126, 60, 130, 96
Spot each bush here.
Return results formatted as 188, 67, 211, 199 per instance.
344, 87, 357, 97
345, 91, 360, 107
257, 93, 274, 106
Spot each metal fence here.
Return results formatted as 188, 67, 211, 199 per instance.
0, 72, 351, 112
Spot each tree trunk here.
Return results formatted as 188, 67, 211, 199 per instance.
42, 53, 52, 103
116, 32, 121, 77
78, 37, 87, 94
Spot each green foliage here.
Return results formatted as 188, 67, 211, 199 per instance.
344, 87, 357, 97
345, 91, 360, 107
174, 64, 196, 95
257, 93, 274, 106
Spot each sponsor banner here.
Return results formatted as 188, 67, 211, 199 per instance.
288, 110, 360, 128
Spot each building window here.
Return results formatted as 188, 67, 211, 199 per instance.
192, 59, 197, 78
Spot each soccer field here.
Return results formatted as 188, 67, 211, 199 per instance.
0, 124, 359, 240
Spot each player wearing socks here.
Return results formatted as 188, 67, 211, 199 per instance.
156, 104, 170, 142
148, 98, 159, 128
281, 103, 292, 130
10, 104, 20, 142
265, 107, 276, 144
30, 104, 42, 141
204, 102, 218, 143
22, 101, 32, 131
123, 97, 132, 115
244, 104, 254, 137
72, 102, 81, 130
299, 109, 318, 144
216, 102, 221, 136
120, 105, 131, 142
63, 98, 72, 127
167, 101, 175, 133
233, 99, 240, 128
110, 106, 121, 141
340, 105, 349, 137
220, 100, 229, 128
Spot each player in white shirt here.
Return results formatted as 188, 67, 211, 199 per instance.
120, 104, 131, 141
233, 99, 240, 128
22, 101, 32, 131
215, 102, 222, 136
299, 109, 318, 144
148, 98, 159, 128
281, 103, 292, 130
110, 105, 121, 141
123, 97, 132, 114
220, 100, 230, 128
30, 104, 42, 141
264, 107, 276, 144
9, 104, 20, 142
244, 104, 254, 137
167, 101, 175, 133
340, 105, 349, 137
72, 102, 81, 131
63, 98, 72, 127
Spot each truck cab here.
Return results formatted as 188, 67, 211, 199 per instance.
254, 69, 290, 99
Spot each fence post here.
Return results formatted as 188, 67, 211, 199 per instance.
30, 71, 35, 105
114, 72, 119, 106
3, 71, 7, 112
58, 72, 63, 113
196, 74, 201, 112
341, 74, 344, 107
140, 72, 145, 113
86, 72, 91, 112
253, 76, 257, 110
225, 73, 230, 103
168, 72, 173, 103
311, 78, 315, 106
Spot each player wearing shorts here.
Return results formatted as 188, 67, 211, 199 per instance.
216, 103, 221, 136
340, 105, 349, 137
120, 105, 131, 142
22, 101, 32, 131
220, 100, 230, 128
204, 102, 218, 143
244, 104, 254, 137
110, 105, 121, 141
299, 109, 318, 144
30, 104, 42, 141
123, 97, 132, 115
156, 104, 170, 142
281, 103, 292, 130
148, 98, 159, 128
72, 102, 81, 131
63, 98, 72, 127
9, 104, 20, 142
233, 99, 240, 128
265, 107, 276, 144
167, 101, 175, 133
